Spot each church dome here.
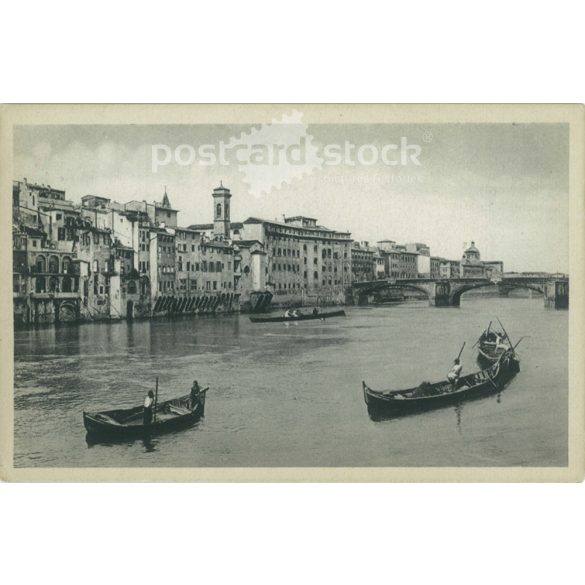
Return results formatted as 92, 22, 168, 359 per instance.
465, 241, 480, 254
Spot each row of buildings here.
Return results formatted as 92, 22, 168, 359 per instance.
351, 239, 504, 282
12, 178, 503, 327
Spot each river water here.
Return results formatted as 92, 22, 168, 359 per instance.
13, 297, 567, 468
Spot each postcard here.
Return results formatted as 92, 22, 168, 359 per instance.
0, 104, 583, 481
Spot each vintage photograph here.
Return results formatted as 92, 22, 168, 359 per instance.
1, 105, 583, 480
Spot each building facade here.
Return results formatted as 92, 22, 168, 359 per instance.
240, 215, 352, 306
351, 241, 375, 283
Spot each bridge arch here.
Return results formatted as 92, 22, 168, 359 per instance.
499, 283, 545, 296
353, 281, 432, 299
449, 281, 498, 305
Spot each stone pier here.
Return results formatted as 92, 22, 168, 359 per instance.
544, 280, 569, 309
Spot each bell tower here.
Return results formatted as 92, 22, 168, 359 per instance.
212, 181, 232, 239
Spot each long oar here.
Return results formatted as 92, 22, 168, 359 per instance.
485, 369, 500, 392
497, 318, 514, 349
456, 341, 466, 361
473, 321, 493, 349
153, 376, 159, 423
513, 336, 527, 350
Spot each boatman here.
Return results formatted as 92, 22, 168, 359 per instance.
447, 358, 463, 387
190, 380, 201, 407
143, 390, 155, 425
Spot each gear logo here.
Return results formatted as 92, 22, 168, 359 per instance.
223, 110, 323, 198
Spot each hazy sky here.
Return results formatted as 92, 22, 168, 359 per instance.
14, 123, 569, 273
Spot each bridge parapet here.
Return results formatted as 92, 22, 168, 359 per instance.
347, 274, 569, 309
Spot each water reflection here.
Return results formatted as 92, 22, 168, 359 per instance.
454, 402, 463, 432
85, 431, 159, 452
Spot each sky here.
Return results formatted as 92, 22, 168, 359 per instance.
13, 122, 569, 273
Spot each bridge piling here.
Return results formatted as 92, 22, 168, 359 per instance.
544, 280, 569, 309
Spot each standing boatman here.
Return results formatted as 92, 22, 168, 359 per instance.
447, 358, 463, 386
190, 380, 201, 408
143, 390, 155, 425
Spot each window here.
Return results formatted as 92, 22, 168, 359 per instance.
35, 256, 46, 272
48, 256, 59, 273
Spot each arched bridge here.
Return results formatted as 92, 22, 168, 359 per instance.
347, 274, 569, 309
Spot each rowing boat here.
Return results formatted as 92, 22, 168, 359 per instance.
477, 325, 510, 366
362, 350, 519, 419
83, 389, 207, 440
249, 309, 346, 323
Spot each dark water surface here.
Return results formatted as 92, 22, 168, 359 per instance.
13, 297, 567, 467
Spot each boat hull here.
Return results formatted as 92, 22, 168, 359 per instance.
477, 342, 506, 367
363, 353, 520, 419
83, 392, 206, 441
249, 309, 346, 323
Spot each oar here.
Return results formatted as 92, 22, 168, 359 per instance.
472, 321, 492, 348
513, 336, 527, 350
456, 341, 466, 361
153, 376, 159, 423
497, 318, 514, 349
485, 369, 500, 392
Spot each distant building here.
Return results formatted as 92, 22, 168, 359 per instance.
484, 260, 504, 278
440, 259, 461, 279
430, 256, 446, 279
377, 239, 396, 252
373, 249, 386, 279
460, 241, 485, 278
351, 241, 376, 282
406, 242, 430, 277
240, 215, 352, 305
399, 250, 418, 278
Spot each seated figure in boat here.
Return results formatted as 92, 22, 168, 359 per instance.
447, 359, 463, 386
284, 309, 293, 318
312, 307, 319, 316
495, 334, 508, 351
292, 309, 302, 317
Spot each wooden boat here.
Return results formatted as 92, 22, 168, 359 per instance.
83, 389, 207, 440
476, 322, 510, 366
477, 340, 508, 366
362, 350, 520, 419
249, 309, 346, 323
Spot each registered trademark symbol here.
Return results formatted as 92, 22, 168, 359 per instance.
422, 130, 434, 143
